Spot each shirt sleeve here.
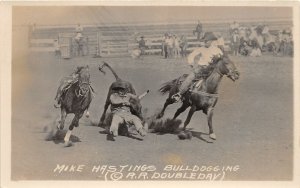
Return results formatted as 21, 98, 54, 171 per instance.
187, 48, 205, 65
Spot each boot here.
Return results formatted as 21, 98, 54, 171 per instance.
171, 93, 182, 102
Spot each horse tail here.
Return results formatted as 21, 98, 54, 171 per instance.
158, 78, 179, 95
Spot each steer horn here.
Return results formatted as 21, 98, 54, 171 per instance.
98, 63, 106, 75
138, 90, 150, 100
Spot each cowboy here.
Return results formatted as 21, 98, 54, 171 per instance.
54, 66, 84, 108
109, 83, 147, 138
172, 34, 225, 102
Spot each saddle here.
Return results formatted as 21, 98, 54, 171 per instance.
61, 81, 95, 98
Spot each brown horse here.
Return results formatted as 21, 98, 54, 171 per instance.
57, 65, 93, 145
158, 57, 239, 140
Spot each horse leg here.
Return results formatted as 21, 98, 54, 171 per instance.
58, 108, 67, 130
64, 112, 84, 143
207, 108, 216, 140
183, 105, 196, 130
157, 98, 173, 119
173, 102, 189, 120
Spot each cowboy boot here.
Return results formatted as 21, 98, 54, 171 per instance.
171, 93, 182, 102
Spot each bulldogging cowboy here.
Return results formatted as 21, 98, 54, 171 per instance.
108, 82, 148, 139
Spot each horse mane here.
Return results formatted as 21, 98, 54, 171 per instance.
158, 78, 178, 95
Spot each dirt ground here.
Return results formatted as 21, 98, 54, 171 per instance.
11, 52, 293, 181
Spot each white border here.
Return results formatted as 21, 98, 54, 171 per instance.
1, 1, 300, 188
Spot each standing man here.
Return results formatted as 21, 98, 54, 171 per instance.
193, 20, 203, 41
231, 30, 240, 56
138, 36, 147, 55
109, 84, 148, 139
179, 35, 188, 57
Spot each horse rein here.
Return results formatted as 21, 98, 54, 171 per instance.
193, 90, 219, 98
216, 60, 239, 80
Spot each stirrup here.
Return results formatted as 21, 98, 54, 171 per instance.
54, 103, 61, 108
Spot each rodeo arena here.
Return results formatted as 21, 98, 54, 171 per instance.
11, 16, 294, 181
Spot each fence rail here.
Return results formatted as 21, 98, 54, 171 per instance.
29, 20, 292, 57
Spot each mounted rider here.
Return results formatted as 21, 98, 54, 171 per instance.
109, 82, 148, 139
172, 32, 225, 102
54, 66, 84, 108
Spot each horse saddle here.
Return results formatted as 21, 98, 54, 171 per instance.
61, 81, 95, 97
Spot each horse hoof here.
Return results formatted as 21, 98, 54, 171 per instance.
85, 111, 90, 118
178, 131, 187, 140
209, 133, 217, 140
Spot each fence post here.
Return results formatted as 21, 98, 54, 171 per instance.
97, 32, 102, 57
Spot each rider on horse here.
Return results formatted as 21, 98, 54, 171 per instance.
172, 33, 225, 102
54, 66, 85, 108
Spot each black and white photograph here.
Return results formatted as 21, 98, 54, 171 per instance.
1, 2, 300, 188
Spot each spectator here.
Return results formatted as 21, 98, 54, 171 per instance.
250, 40, 262, 57
54, 39, 60, 56
162, 33, 168, 57
179, 35, 188, 57
231, 30, 240, 56
138, 36, 146, 55
173, 35, 180, 58
193, 20, 203, 41
165, 34, 173, 58
229, 21, 239, 34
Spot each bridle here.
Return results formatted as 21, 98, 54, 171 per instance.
216, 59, 239, 80
75, 80, 91, 98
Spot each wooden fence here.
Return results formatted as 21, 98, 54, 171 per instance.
29, 20, 292, 58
